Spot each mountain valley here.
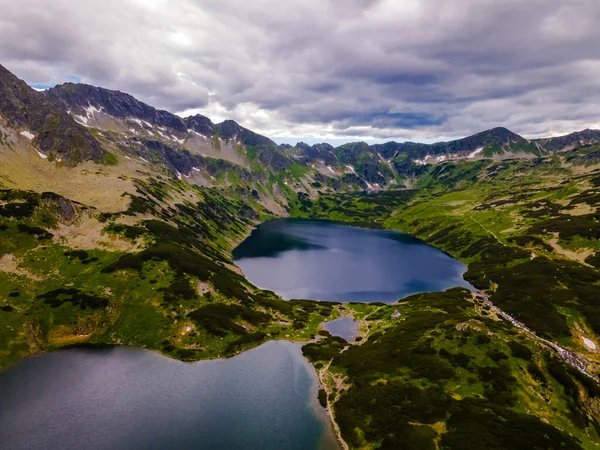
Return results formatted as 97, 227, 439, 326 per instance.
1, 63, 600, 449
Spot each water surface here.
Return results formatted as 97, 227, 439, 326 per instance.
323, 317, 359, 342
0, 341, 338, 450
233, 219, 472, 303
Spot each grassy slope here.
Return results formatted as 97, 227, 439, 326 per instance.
0, 169, 350, 369
292, 152, 600, 449
3, 135, 600, 448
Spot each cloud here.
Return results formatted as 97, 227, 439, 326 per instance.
1, 0, 600, 143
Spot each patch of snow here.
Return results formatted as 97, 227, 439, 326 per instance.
157, 130, 167, 139
366, 181, 373, 189
20, 131, 35, 140
74, 115, 89, 126
36, 150, 48, 159
85, 105, 101, 116
130, 118, 143, 127
189, 130, 208, 140
176, 171, 182, 180
327, 166, 335, 173
56, 158, 62, 162
76, 105, 101, 126
142, 120, 152, 128
171, 135, 185, 144
414, 159, 427, 166
128, 128, 138, 134
147, 130, 154, 136
467, 147, 483, 159
192, 167, 200, 172
583, 337, 597, 351
436, 155, 446, 162
139, 156, 149, 163
346, 165, 356, 174
125, 156, 131, 160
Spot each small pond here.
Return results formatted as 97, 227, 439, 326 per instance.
322, 317, 359, 342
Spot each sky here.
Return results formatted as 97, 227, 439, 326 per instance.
1, 0, 600, 145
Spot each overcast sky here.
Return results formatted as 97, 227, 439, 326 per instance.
1, 0, 600, 145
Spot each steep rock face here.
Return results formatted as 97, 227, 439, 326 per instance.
291, 142, 338, 165
335, 142, 371, 164
126, 137, 257, 183
254, 147, 293, 170
536, 129, 600, 152
371, 141, 430, 160
46, 83, 188, 131
429, 127, 529, 155
47, 84, 277, 150
216, 120, 276, 148
184, 114, 215, 136
0, 65, 104, 162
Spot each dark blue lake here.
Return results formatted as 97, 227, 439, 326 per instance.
233, 219, 473, 303
0, 341, 338, 450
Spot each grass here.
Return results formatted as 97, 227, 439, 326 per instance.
289, 154, 600, 448
2, 140, 600, 448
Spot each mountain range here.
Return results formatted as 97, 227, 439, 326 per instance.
2, 63, 600, 201
2, 61, 600, 449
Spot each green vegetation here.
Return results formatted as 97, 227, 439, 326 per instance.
290, 153, 600, 449
2, 128, 600, 449
307, 289, 600, 449
0, 180, 336, 367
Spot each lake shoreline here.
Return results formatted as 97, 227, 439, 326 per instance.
1, 217, 475, 449
0, 340, 341, 450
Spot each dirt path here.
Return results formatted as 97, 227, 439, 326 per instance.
468, 213, 506, 245
474, 291, 599, 383
318, 359, 349, 450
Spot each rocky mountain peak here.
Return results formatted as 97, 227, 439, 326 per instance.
0, 64, 104, 162
46, 83, 187, 131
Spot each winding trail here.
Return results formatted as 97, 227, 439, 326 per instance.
474, 291, 600, 383
318, 358, 349, 450
468, 213, 506, 246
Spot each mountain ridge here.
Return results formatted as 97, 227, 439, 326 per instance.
0, 66, 105, 162
3, 62, 600, 193
38, 73, 600, 166
46, 82, 277, 148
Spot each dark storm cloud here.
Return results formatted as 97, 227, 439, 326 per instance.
1, 0, 600, 142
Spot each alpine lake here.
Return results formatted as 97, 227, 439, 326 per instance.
0, 219, 473, 449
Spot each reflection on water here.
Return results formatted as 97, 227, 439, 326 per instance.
323, 317, 359, 342
0, 341, 339, 450
234, 219, 473, 303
